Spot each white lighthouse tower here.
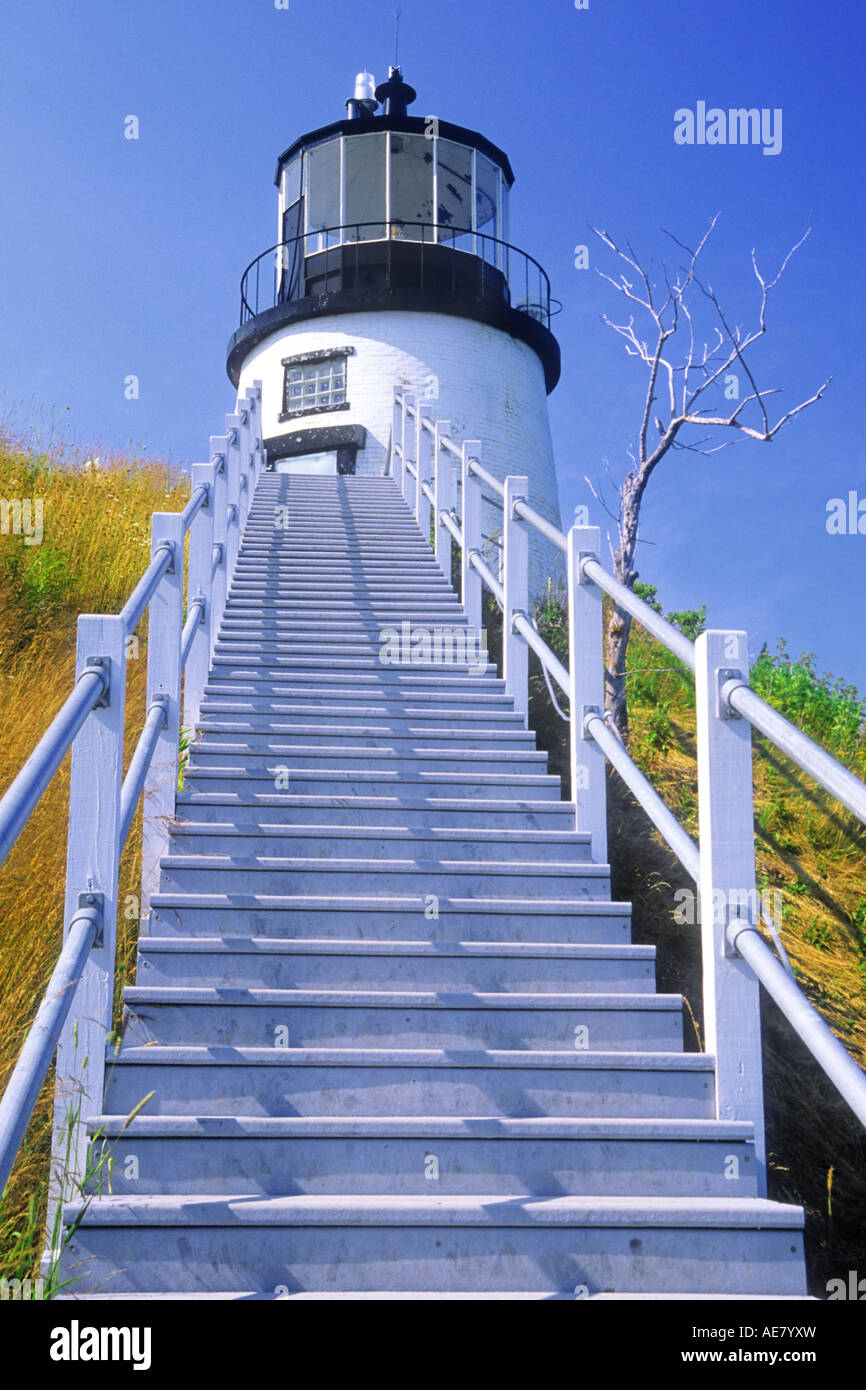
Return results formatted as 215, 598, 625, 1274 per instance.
227, 66, 564, 596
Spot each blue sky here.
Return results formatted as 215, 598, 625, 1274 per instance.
1, 0, 864, 691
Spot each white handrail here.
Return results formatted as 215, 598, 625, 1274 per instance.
391, 383, 866, 1146
0, 381, 266, 1228
585, 710, 701, 881
726, 679, 866, 824
468, 457, 505, 499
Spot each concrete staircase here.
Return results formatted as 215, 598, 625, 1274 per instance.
59, 474, 807, 1298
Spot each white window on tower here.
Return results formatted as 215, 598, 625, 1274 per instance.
280, 350, 354, 420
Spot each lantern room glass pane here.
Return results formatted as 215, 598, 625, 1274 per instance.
279, 200, 303, 300
283, 156, 302, 210
306, 138, 340, 235
389, 133, 435, 241
436, 139, 473, 240
475, 153, 499, 236
344, 133, 386, 241
476, 153, 501, 269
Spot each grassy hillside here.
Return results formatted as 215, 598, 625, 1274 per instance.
0, 430, 188, 1284
528, 584, 866, 1296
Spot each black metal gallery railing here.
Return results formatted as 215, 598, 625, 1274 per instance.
239, 223, 559, 330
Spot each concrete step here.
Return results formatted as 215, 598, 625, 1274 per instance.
193, 717, 529, 740
136, 938, 655, 993
58, 1195, 805, 1296
241, 532, 427, 540
185, 746, 548, 775
206, 663, 503, 688
190, 724, 536, 752
147, 895, 632, 943
241, 512, 422, 521
121, 987, 681, 1050
222, 601, 467, 618
200, 685, 517, 709
105, 1048, 715, 1119
215, 619, 486, 636
83, 1116, 757, 1198
227, 581, 458, 597
197, 702, 525, 728
241, 515, 425, 525
237, 557, 436, 568
211, 643, 489, 666
219, 612, 467, 625
236, 550, 440, 564
231, 560, 448, 574
213, 634, 477, 651
228, 578, 448, 591
243, 519, 433, 524
214, 620, 478, 636
228, 561, 451, 574
155, 856, 611, 903
52, 1290, 815, 1301
178, 769, 563, 800
173, 794, 579, 833
215, 612, 473, 630
166, 824, 594, 864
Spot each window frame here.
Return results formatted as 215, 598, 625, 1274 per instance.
279, 347, 355, 423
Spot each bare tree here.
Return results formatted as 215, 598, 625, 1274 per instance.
586, 217, 830, 738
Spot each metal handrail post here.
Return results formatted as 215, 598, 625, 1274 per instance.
140, 514, 184, 915
225, 414, 246, 561
401, 393, 416, 507
433, 419, 453, 582
503, 476, 530, 721
236, 403, 254, 526
209, 438, 229, 661
392, 390, 404, 485
182, 464, 216, 734
415, 405, 434, 539
569, 526, 608, 863
224, 414, 243, 581
247, 381, 265, 489
695, 630, 767, 1191
46, 613, 127, 1247
461, 442, 483, 633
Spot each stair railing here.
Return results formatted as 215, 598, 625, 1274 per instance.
393, 385, 866, 1183
0, 382, 265, 1207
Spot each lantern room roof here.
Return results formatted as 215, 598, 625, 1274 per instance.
275, 114, 515, 189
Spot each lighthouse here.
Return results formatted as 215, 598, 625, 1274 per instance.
226, 66, 564, 596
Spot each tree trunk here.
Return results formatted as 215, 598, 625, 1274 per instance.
603, 474, 642, 741
604, 604, 632, 740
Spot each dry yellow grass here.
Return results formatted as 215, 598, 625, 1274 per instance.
0, 433, 189, 1280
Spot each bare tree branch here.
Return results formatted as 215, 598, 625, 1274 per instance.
586, 217, 830, 737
